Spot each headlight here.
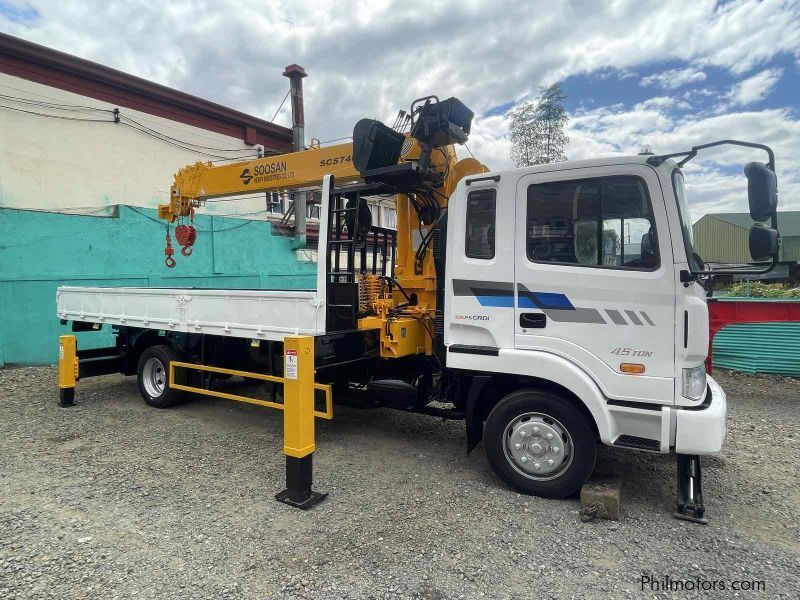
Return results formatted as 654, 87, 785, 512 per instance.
682, 364, 707, 401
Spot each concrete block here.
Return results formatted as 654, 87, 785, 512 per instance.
580, 476, 622, 522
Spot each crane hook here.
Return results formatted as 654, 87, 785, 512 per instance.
165, 230, 176, 268
175, 224, 197, 258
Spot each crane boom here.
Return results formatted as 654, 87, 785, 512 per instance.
158, 141, 359, 222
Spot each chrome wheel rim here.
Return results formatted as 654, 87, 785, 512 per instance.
503, 412, 574, 480
142, 357, 166, 397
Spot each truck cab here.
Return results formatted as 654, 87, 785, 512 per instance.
443, 147, 777, 519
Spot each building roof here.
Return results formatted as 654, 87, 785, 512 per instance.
702, 211, 800, 236
0, 32, 293, 151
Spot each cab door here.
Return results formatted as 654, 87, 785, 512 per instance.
513, 164, 676, 404
445, 176, 515, 351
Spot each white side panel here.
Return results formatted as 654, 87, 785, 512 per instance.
57, 286, 324, 341
446, 348, 617, 444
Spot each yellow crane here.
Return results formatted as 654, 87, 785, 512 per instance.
158, 96, 487, 360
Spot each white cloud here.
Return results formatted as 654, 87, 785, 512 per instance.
564, 101, 800, 217
641, 67, 707, 90
1, 0, 798, 141
1, 0, 799, 223
724, 68, 783, 107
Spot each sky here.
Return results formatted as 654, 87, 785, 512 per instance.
1, 0, 799, 221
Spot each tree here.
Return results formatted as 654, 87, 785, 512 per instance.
509, 82, 569, 167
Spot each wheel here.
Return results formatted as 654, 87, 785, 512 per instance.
484, 389, 596, 498
136, 345, 187, 408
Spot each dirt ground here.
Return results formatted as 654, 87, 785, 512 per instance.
1, 366, 798, 599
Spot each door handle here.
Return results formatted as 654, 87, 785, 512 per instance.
520, 313, 547, 328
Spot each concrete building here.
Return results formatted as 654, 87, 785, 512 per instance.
0, 32, 295, 216
0, 33, 315, 365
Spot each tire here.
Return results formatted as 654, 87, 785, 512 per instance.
136, 344, 188, 408
484, 389, 596, 498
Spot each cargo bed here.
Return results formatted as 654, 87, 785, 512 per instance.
57, 286, 326, 341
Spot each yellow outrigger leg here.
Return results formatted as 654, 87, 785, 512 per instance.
58, 335, 78, 407
275, 335, 327, 509
168, 335, 330, 510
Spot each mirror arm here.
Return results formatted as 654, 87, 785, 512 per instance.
648, 140, 776, 171
684, 255, 779, 281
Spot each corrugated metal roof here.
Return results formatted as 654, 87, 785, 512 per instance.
713, 322, 800, 376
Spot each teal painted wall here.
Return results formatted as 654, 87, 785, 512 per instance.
0, 206, 316, 366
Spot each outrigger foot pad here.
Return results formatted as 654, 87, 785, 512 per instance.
275, 489, 328, 510
276, 455, 327, 510
674, 454, 707, 524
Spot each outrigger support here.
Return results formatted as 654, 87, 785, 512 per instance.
167, 336, 330, 510
61, 331, 331, 509
275, 335, 328, 510
276, 455, 327, 510
674, 454, 707, 524
58, 335, 78, 407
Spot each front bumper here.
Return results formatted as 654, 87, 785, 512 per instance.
674, 375, 727, 455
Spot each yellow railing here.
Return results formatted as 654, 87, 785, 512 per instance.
168, 360, 333, 420
58, 333, 330, 508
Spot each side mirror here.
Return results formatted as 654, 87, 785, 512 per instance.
745, 162, 777, 222
641, 230, 656, 255
749, 223, 779, 261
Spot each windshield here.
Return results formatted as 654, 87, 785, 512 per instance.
672, 170, 702, 271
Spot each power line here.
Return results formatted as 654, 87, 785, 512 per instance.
0, 103, 111, 122
0, 205, 118, 216
127, 205, 262, 232
120, 114, 259, 154
317, 134, 353, 145
270, 90, 291, 122
1, 94, 312, 235
0, 95, 264, 159
0, 92, 114, 113
120, 121, 259, 161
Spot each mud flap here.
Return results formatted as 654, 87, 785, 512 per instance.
466, 375, 491, 454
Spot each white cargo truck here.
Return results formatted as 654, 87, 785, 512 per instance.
57, 97, 781, 519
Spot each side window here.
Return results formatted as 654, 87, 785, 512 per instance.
465, 188, 496, 259
527, 176, 658, 270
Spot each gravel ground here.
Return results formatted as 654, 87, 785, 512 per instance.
1, 366, 798, 599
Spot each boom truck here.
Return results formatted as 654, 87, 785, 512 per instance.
56, 95, 781, 521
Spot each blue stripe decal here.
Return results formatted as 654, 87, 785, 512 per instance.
531, 292, 574, 310
476, 295, 515, 308
518, 295, 538, 309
